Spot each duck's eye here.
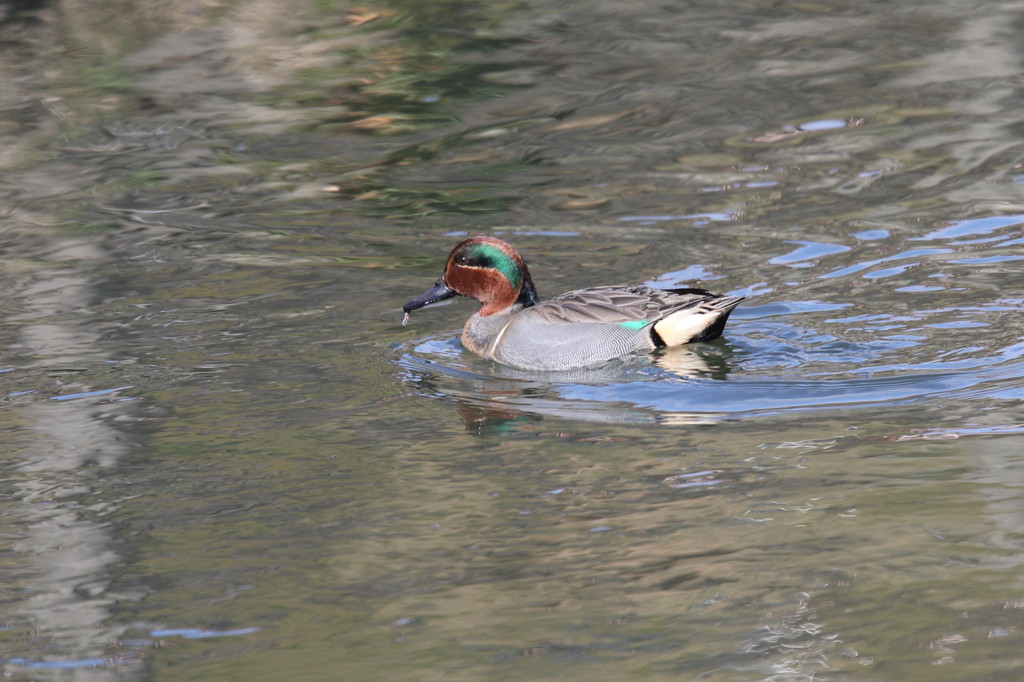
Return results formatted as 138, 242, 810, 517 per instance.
455, 254, 469, 265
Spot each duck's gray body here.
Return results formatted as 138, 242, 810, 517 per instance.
462, 285, 744, 371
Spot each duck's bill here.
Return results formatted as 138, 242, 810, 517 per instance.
402, 277, 457, 314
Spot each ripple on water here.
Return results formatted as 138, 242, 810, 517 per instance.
768, 240, 851, 266
397, 317, 1024, 425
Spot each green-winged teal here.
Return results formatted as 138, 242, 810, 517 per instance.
403, 236, 744, 371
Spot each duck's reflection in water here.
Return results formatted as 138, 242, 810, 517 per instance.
403, 344, 738, 435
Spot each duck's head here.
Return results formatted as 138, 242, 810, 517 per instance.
403, 236, 538, 318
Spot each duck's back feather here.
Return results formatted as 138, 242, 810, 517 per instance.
529, 285, 726, 325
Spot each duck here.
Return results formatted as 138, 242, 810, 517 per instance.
402, 236, 744, 371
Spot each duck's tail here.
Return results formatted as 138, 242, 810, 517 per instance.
653, 295, 745, 346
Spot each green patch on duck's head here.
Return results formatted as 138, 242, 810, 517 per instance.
457, 242, 522, 289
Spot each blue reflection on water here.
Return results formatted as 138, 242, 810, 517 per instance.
769, 240, 851, 266
852, 229, 890, 240
618, 212, 736, 224
3, 626, 261, 670
50, 386, 133, 401
912, 213, 1024, 240
917, 215, 1024, 241
6, 657, 108, 669
151, 627, 262, 639
799, 118, 849, 131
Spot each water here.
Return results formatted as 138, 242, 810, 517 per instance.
1, 0, 1023, 680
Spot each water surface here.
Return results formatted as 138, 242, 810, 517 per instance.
1, 1, 1023, 680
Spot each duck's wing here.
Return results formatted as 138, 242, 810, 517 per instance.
530, 285, 732, 325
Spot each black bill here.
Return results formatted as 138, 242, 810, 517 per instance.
403, 277, 457, 314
